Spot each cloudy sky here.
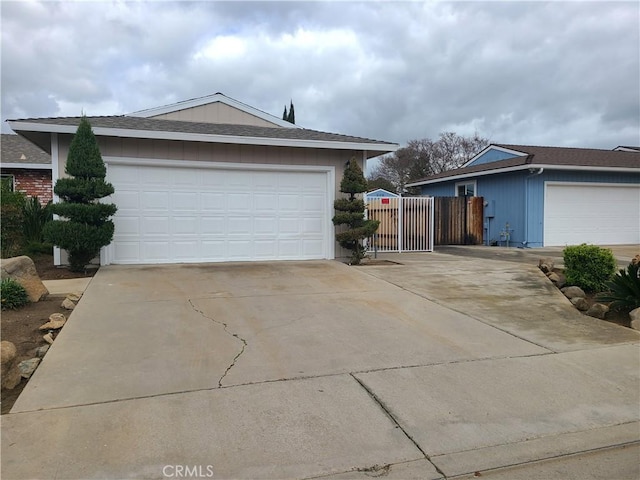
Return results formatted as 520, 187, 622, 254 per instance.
2, 1, 639, 152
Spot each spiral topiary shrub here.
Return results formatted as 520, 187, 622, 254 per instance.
563, 244, 617, 292
44, 117, 117, 272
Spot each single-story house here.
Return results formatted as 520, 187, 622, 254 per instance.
407, 144, 640, 247
0, 133, 52, 203
365, 188, 399, 199
8, 93, 398, 265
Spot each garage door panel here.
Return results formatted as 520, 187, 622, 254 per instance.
545, 183, 640, 246
107, 164, 329, 263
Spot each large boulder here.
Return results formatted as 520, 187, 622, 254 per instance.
0, 256, 48, 302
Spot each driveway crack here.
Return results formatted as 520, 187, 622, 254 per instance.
350, 373, 447, 478
188, 299, 247, 387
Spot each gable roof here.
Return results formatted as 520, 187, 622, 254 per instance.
0, 133, 51, 169
7, 115, 398, 158
407, 144, 640, 187
128, 92, 301, 129
366, 188, 399, 198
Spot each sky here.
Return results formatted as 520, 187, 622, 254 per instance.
2, 0, 639, 153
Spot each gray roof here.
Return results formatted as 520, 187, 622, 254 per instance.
1, 133, 51, 165
8, 115, 396, 147
409, 144, 640, 185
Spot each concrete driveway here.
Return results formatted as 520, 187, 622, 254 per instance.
2, 256, 639, 479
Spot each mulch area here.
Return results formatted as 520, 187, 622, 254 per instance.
1, 254, 97, 414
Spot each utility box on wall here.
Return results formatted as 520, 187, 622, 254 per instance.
484, 199, 495, 218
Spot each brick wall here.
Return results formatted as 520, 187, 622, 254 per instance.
2, 168, 52, 204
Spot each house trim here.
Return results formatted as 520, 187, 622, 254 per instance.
407, 163, 640, 187
461, 145, 528, 168
8, 121, 395, 153
0, 163, 51, 170
127, 92, 302, 129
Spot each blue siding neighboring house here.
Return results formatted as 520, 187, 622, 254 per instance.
407, 144, 640, 247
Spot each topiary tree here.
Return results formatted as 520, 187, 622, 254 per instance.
44, 117, 117, 272
333, 157, 379, 265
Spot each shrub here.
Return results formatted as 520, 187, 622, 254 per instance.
1, 183, 26, 258
44, 117, 117, 272
563, 244, 617, 292
23, 196, 52, 244
1, 278, 29, 310
596, 262, 640, 312
332, 158, 379, 265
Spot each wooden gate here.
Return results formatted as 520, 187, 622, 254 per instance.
366, 197, 434, 252
433, 196, 484, 245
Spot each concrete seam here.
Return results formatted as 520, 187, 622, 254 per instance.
443, 440, 640, 479
349, 373, 448, 479
188, 299, 247, 387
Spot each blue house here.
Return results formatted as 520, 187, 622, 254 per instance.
407, 144, 640, 247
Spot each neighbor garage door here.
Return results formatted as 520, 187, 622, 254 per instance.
544, 182, 640, 246
105, 163, 330, 264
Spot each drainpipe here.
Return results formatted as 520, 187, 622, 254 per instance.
523, 167, 544, 247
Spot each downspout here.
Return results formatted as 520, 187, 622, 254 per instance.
523, 167, 544, 247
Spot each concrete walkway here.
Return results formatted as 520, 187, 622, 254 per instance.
2, 256, 638, 479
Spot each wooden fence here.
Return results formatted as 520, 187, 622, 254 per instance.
433, 196, 484, 245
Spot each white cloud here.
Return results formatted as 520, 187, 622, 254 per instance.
1, 1, 638, 150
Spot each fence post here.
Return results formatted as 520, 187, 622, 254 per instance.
397, 197, 403, 253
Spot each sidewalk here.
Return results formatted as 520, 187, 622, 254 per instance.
42, 277, 93, 296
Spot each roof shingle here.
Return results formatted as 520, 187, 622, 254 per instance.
1, 133, 51, 165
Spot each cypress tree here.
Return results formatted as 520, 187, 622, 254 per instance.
282, 105, 288, 121
287, 100, 295, 124
44, 117, 117, 272
332, 158, 379, 264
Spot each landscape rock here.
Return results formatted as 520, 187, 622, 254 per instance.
561, 286, 586, 299
630, 308, 640, 331
35, 345, 51, 358
553, 273, 566, 289
61, 298, 76, 310
39, 313, 67, 330
43, 333, 55, 344
538, 258, 555, 274
0, 256, 49, 302
547, 272, 560, 282
1, 340, 17, 366
18, 358, 41, 379
67, 292, 83, 303
632, 255, 640, 266
570, 297, 590, 311
1, 341, 22, 389
586, 303, 609, 320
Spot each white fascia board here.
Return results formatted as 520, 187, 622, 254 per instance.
8, 121, 398, 153
0, 162, 51, 170
406, 163, 640, 187
460, 144, 528, 168
127, 93, 301, 129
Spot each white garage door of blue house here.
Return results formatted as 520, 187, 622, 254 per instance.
104, 161, 332, 264
544, 182, 640, 246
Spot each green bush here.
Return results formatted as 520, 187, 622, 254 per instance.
23, 196, 52, 243
596, 262, 640, 312
1, 278, 29, 310
1, 183, 26, 257
563, 244, 617, 292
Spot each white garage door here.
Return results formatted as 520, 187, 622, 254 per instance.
105, 163, 330, 264
544, 183, 640, 246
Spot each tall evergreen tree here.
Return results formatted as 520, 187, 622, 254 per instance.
287, 100, 295, 124
44, 117, 117, 272
332, 158, 379, 264
282, 105, 288, 121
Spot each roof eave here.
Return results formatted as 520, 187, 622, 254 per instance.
406, 163, 640, 187
0, 162, 52, 170
7, 121, 398, 154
